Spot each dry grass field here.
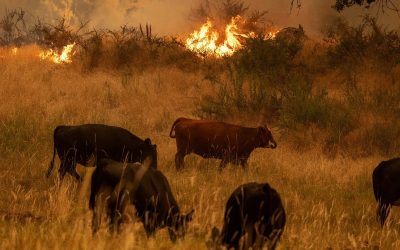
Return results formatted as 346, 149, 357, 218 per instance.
0, 45, 400, 250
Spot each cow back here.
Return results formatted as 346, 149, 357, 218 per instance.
174, 120, 260, 157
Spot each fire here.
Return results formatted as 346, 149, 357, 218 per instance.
186, 16, 280, 57
39, 43, 76, 64
11, 47, 18, 55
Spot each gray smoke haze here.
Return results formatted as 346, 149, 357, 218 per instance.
0, 0, 398, 37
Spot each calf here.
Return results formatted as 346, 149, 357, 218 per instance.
169, 117, 277, 170
212, 182, 285, 250
46, 124, 157, 181
372, 157, 400, 226
89, 158, 194, 242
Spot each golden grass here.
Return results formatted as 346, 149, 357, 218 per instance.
0, 46, 399, 249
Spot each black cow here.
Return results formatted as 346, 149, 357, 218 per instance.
372, 157, 400, 226
211, 183, 285, 250
46, 124, 157, 181
89, 158, 194, 242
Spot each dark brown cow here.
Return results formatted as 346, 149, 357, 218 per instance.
372, 157, 400, 226
90, 158, 194, 241
211, 182, 286, 250
169, 118, 277, 170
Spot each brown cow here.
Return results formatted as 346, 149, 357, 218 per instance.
169, 118, 277, 170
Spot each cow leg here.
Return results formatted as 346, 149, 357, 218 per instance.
115, 190, 131, 233
59, 149, 79, 181
175, 153, 185, 171
240, 158, 248, 169
168, 228, 177, 242
267, 230, 283, 250
377, 201, 391, 226
92, 187, 111, 234
58, 161, 69, 181
67, 168, 82, 182
142, 210, 157, 237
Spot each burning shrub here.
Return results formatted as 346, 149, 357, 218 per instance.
31, 18, 83, 50
196, 24, 306, 120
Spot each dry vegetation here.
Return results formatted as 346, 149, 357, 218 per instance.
1, 8, 400, 250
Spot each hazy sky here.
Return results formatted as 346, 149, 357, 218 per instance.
0, 0, 399, 37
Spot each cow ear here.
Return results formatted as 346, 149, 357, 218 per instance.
185, 209, 194, 222
262, 183, 271, 194
144, 138, 152, 145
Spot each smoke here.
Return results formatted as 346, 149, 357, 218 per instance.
0, 0, 398, 37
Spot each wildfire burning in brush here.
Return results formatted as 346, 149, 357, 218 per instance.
11, 47, 18, 55
39, 43, 76, 64
185, 15, 280, 57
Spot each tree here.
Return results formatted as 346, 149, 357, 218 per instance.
290, 0, 399, 12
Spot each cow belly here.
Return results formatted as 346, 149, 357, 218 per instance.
392, 199, 400, 206
192, 147, 239, 159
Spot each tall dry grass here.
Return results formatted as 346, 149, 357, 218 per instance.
0, 46, 399, 250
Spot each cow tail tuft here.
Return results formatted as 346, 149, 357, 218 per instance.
46, 126, 60, 178
169, 118, 183, 138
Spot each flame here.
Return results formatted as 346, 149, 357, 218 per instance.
39, 43, 76, 64
11, 47, 18, 55
186, 16, 280, 57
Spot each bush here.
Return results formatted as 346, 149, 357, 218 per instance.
197, 27, 306, 120
325, 16, 400, 76
79, 30, 103, 71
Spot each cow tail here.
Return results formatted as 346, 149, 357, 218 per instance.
46, 126, 60, 178
169, 118, 183, 138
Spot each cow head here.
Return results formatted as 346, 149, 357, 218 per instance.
168, 209, 194, 242
258, 125, 277, 149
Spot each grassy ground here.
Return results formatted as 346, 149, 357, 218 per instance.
0, 46, 399, 249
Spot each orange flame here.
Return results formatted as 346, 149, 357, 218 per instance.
39, 43, 76, 64
186, 16, 280, 57
11, 47, 18, 55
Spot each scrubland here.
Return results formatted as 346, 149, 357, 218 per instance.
1, 16, 400, 249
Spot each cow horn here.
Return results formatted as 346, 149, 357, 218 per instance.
144, 138, 152, 145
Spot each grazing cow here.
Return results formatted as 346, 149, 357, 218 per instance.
89, 158, 194, 242
211, 182, 286, 250
169, 117, 277, 170
46, 124, 157, 181
372, 157, 400, 226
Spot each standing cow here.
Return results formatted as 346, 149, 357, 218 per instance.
47, 124, 157, 181
169, 117, 277, 170
372, 157, 400, 226
211, 182, 286, 250
90, 158, 194, 242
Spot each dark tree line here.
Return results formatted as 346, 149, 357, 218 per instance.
291, 0, 399, 12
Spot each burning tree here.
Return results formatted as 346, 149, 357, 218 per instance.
186, 0, 279, 57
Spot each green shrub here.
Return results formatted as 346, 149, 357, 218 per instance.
279, 80, 330, 129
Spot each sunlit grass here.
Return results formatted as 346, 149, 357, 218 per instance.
0, 46, 399, 249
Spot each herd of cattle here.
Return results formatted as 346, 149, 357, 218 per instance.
43, 117, 400, 249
